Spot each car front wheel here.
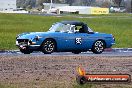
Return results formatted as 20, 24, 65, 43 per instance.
41, 39, 56, 54
92, 40, 105, 54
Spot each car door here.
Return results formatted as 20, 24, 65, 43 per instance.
72, 32, 92, 51
62, 32, 92, 51
57, 32, 77, 51
57, 32, 93, 51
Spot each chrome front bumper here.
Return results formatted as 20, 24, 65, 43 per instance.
16, 39, 40, 49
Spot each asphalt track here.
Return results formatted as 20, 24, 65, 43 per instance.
0, 50, 132, 56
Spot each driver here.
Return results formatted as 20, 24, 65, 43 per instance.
79, 24, 89, 33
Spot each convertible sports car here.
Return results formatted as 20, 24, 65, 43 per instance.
16, 21, 115, 54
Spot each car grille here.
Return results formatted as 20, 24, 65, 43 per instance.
17, 39, 29, 46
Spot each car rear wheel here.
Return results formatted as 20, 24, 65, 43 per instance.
42, 39, 56, 54
92, 40, 105, 54
20, 49, 33, 54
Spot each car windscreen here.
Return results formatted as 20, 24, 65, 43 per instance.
49, 23, 71, 33
88, 27, 94, 33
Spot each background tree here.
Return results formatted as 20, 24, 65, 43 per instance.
17, 0, 36, 9
65, 0, 74, 5
102, 1, 111, 8
113, 0, 122, 7
83, 0, 94, 6
124, 0, 131, 12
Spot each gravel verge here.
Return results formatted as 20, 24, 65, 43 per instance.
0, 55, 132, 88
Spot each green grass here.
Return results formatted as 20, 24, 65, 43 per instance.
73, 83, 94, 88
0, 13, 132, 50
0, 84, 15, 88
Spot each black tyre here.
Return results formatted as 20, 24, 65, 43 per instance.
41, 39, 56, 54
92, 40, 105, 54
20, 49, 33, 54
72, 51, 81, 54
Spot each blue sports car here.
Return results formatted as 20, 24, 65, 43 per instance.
16, 21, 115, 54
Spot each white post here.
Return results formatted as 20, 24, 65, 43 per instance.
50, 0, 53, 9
